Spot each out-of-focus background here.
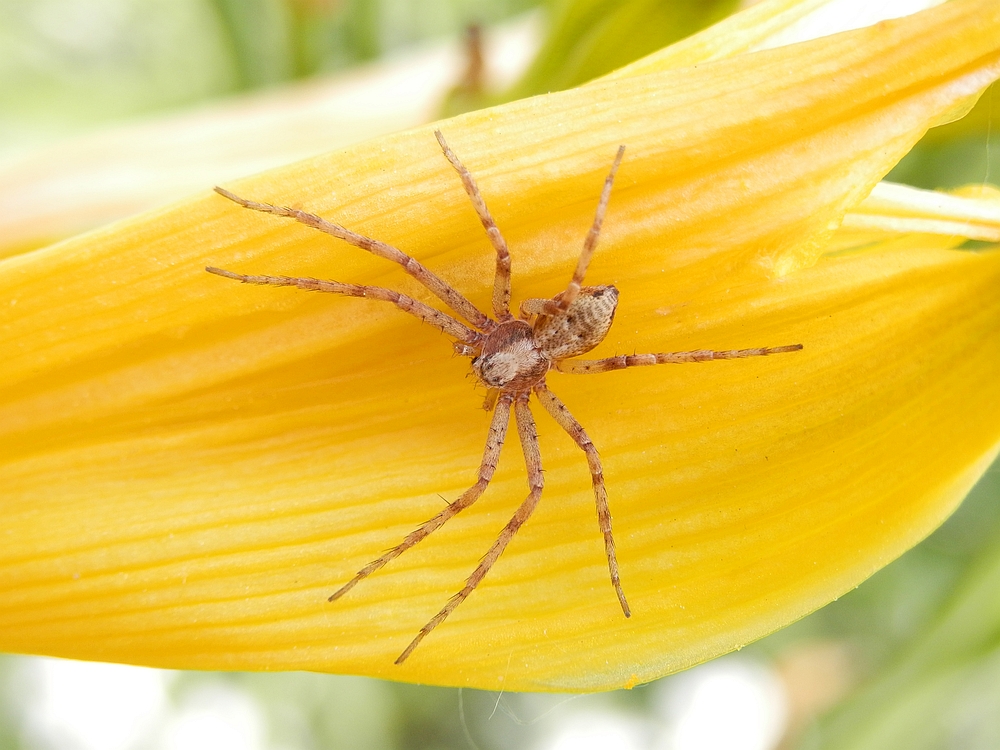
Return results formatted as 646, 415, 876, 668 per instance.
1, 1, 998, 748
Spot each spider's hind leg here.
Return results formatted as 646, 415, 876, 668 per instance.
537, 145, 625, 318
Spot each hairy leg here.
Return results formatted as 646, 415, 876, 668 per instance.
533, 383, 630, 618
553, 344, 804, 374
329, 393, 513, 605
434, 130, 513, 322
206, 267, 482, 346
396, 394, 544, 664
213, 186, 492, 331
539, 145, 625, 317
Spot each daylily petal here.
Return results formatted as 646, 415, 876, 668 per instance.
604, 0, 947, 77
1, 0, 999, 692
841, 182, 1000, 243
503, 0, 739, 98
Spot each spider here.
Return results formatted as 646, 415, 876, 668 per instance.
207, 131, 803, 665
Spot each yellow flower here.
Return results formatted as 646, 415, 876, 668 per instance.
1, 0, 999, 692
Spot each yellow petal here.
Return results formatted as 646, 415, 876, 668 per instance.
850, 182, 1000, 240
836, 182, 1000, 247
604, 0, 947, 76
2, 0, 999, 691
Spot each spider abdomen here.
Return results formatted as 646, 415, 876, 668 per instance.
534, 285, 619, 360
472, 319, 549, 390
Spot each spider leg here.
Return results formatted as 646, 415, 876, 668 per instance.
553, 344, 804, 374
206, 267, 482, 346
533, 383, 630, 618
537, 145, 625, 318
396, 394, 543, 664
213, 186, 492, 331
481, 388, 500, 412
329, 393, 513, 604
518, 297, 553, 318
434, 130, 513, 322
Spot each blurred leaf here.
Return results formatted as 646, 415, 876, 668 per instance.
289, 0, 541, 77
508, 0, 740, 98
888, 83, 1000, 190
806, 470, 1000, 750
0, 0, 240, 155
209, 0, 296, 89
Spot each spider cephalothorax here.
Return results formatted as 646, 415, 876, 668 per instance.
471, 286, 616, 390
207, 131, 802, 664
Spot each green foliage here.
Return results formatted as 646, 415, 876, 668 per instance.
508, 0, 738, 98
208, 0, 296, 89
442, 0, 739, 117
0, 0, 240, 152
0, 0, 540, 160
889, 83, 1000, 189
793, 466, 1000, 750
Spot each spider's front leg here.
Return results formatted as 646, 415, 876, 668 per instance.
533, 383, 630, 618
206, 267, 483, 347
212, 186, 493, 331
328, 393, 512, 605
396, 393, 545, 664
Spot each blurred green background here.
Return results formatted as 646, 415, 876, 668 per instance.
0, 1, 998, 749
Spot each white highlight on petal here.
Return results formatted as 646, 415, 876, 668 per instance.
845, 182, 1000, 242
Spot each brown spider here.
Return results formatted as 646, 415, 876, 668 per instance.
207, 131, 803, 665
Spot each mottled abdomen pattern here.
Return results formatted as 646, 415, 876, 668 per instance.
533, 285, 619, 360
